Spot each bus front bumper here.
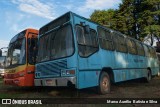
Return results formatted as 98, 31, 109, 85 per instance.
34, 77, 76, 86
4, 77, 25, 86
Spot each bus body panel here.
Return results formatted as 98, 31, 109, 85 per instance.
148, 57, 159, 75
78, 70, 99, 89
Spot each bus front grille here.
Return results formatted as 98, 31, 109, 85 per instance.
36, 59, 67, 78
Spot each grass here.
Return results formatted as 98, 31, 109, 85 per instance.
0, 93, 21, 98
0, 77, 4, 86
0, 77, 2, 79
0, 78, 22, 98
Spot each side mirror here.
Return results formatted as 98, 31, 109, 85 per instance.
84, 25, 90, 34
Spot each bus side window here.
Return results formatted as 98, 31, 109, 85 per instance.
127, 39, 137, 55
98, 27, 114, 51
76, 25, 98, 57
117, 35, 127, 53
76, 26, 84, 44
112, 33, 127, 53
143, 45, 150, 57
136, 42, 145, 56
149, 47, 156, 58
148, 46, 152, 58
148, 47, 152, 58
153, 48, 157, 58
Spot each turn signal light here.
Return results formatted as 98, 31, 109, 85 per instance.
66, 70, 75, 75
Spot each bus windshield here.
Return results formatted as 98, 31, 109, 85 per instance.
38, 24, 74, 62
0, 56, 5, 68
6, 38, 26, 67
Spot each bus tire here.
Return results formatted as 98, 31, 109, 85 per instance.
98, 72, 110, 94
145, 69, 152, 83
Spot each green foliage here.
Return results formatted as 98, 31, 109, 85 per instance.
90, 0, 160, 41
139, 0, 160, 39
90, 9, 116, 29
143, 25, 160, 36
115, 0, 135, 37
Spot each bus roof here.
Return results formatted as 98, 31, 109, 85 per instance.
9, 28, 38, 44
39, 11, 154, 49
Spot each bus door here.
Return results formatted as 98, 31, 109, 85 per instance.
25, 33, 38, 86
75, 25, 101, 88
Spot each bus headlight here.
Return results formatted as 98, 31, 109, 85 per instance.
19, 72, 25, 77
61, 69, 75, 76
66, 70, 75, 75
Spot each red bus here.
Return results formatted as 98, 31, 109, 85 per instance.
4, 28, 38, 86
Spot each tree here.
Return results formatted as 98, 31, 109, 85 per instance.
90, 9, 116, 29
90, 0, 136, 38
139, 0, 160, 45
90, 0, 160, 45
115, 0, 135, 38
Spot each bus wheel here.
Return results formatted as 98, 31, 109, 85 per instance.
145, 69, 151, 82
98, 72, 110, 94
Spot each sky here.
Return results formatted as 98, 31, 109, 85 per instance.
0, 0, 122, 48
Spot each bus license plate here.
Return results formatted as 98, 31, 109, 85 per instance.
46, 79, 56, 86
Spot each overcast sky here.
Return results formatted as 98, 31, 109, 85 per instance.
0, 0, 122, 48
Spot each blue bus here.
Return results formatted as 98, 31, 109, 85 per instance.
35, 12, 159, 94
